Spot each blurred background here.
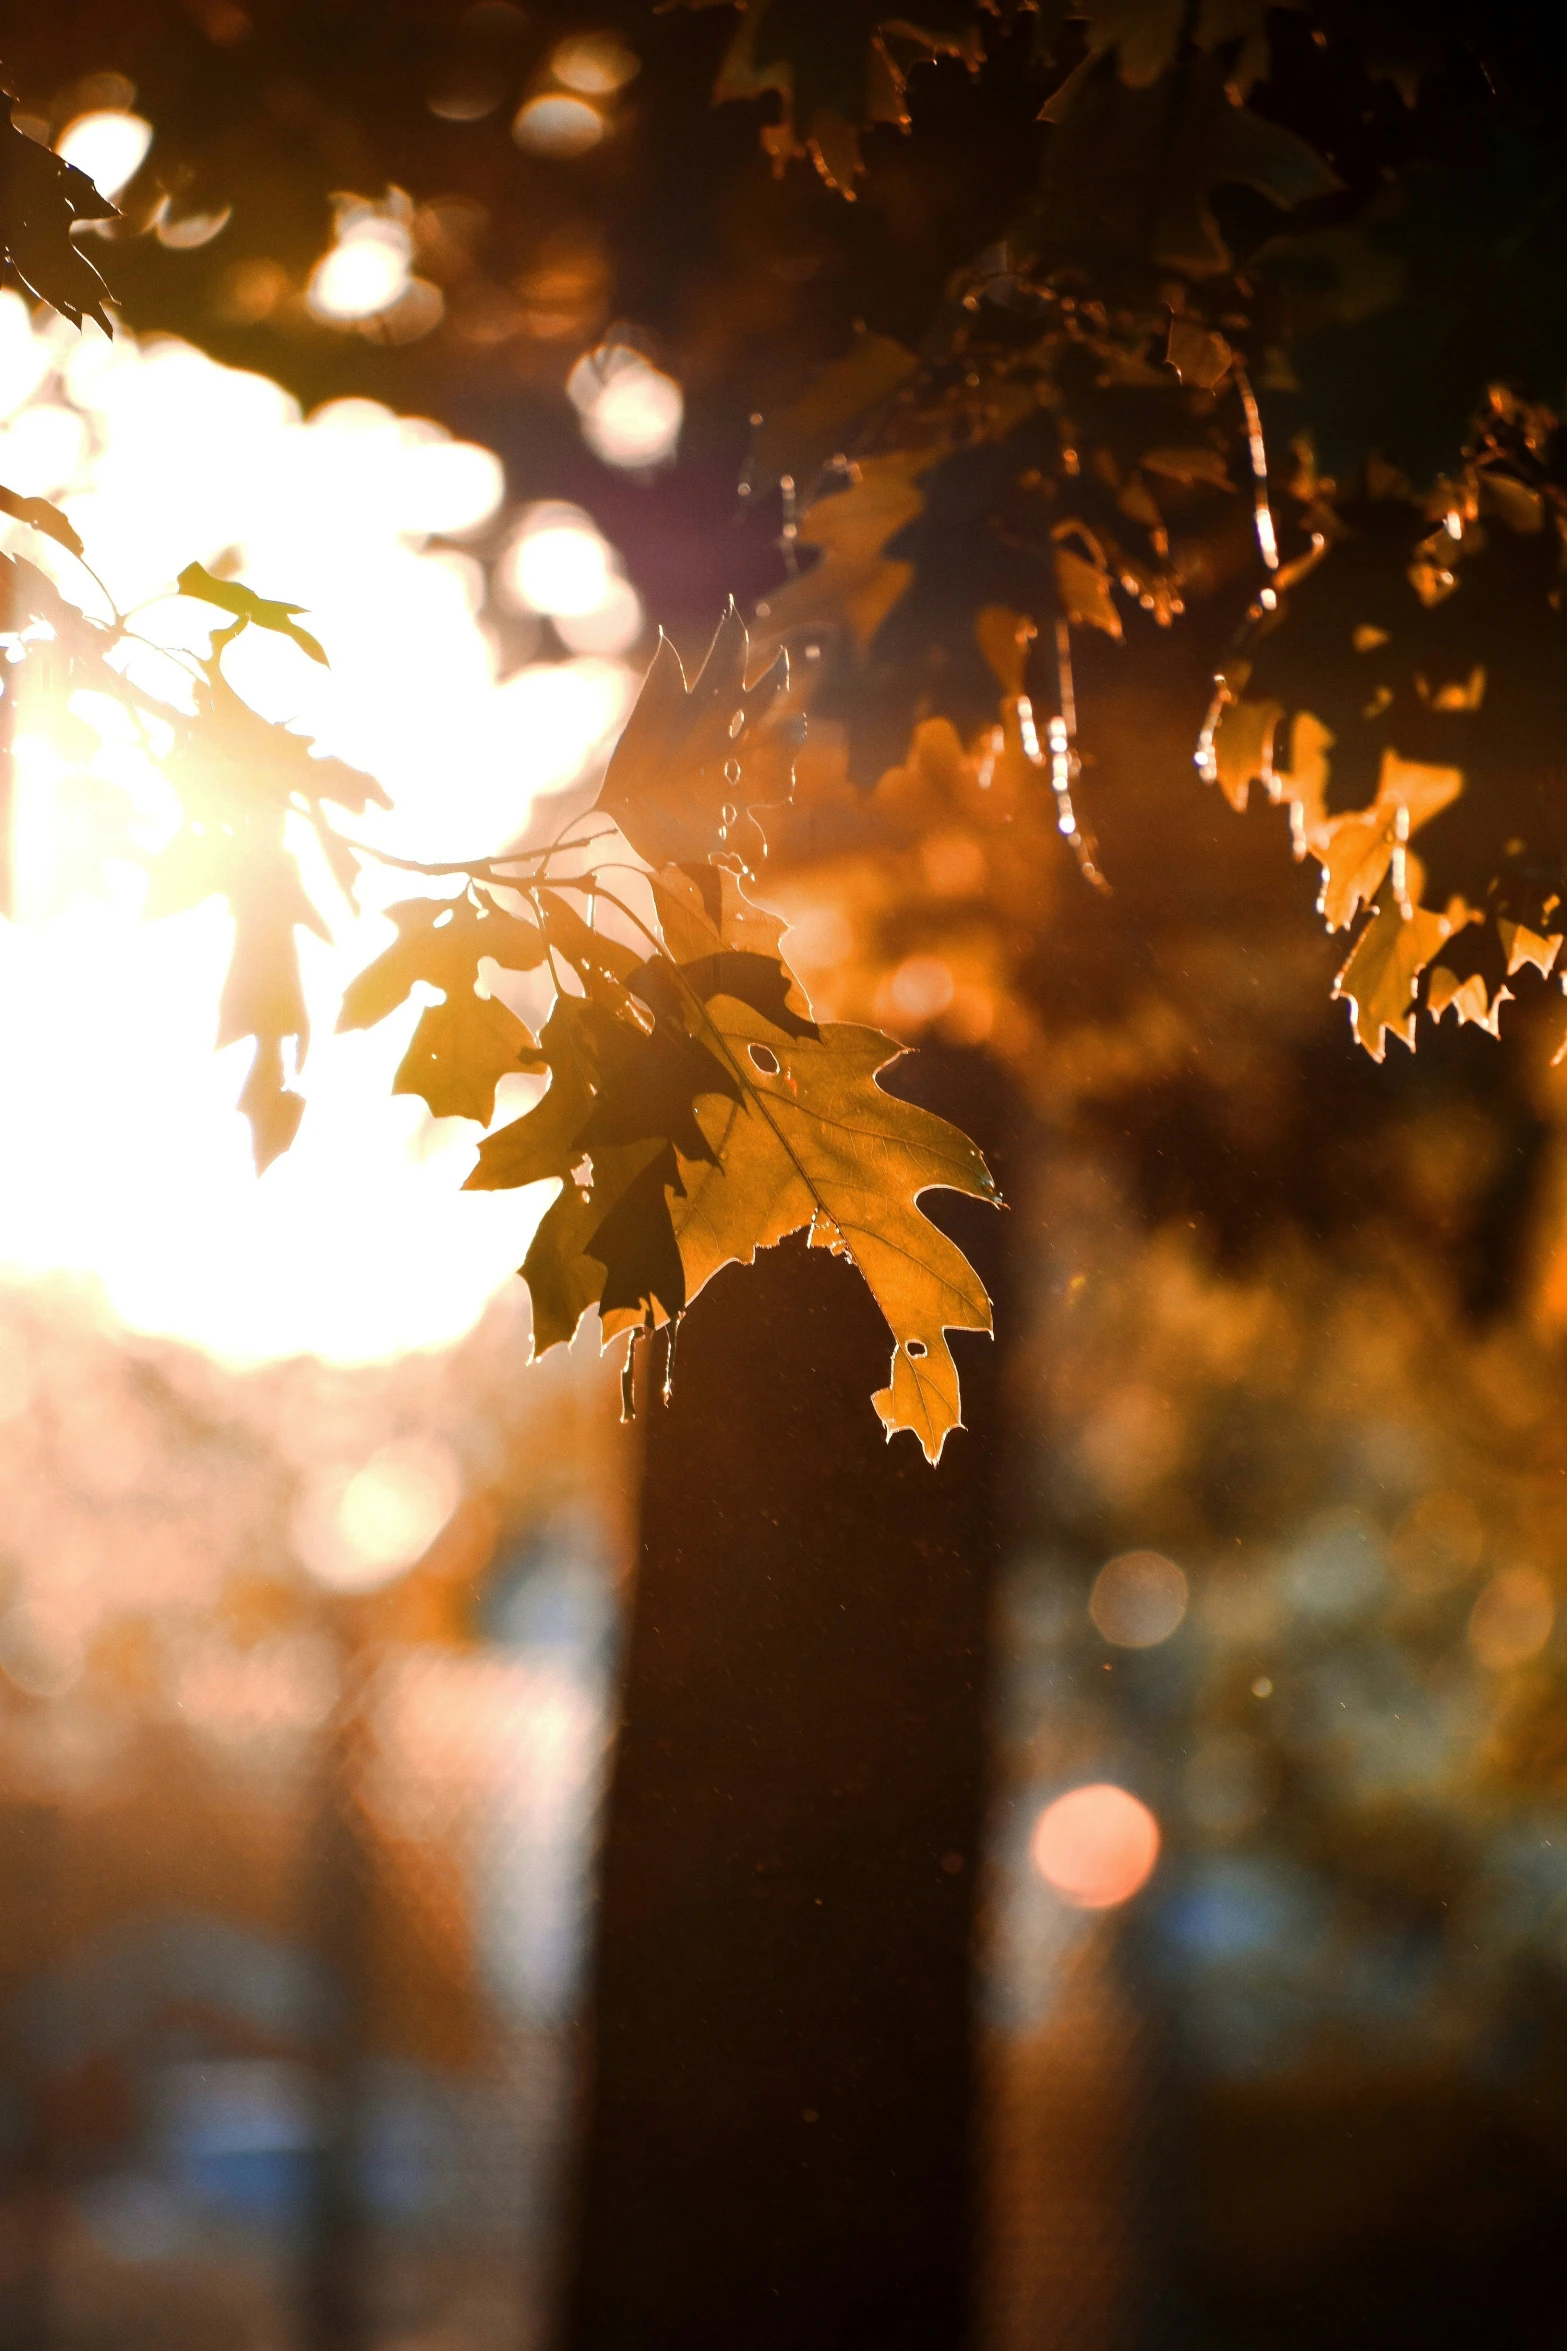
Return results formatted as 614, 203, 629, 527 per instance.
0, 4, 1564, 2347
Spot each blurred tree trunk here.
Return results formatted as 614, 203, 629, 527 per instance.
565, 1051, 1018, 2351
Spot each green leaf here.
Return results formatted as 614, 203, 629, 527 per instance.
177, 562, 330, 667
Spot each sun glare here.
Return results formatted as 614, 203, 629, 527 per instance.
0, 296, 640, 1367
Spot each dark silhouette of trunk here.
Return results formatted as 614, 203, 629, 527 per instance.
565, 1051, 1019, 2351
301, 1621, 375, 2351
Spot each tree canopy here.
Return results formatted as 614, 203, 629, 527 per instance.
2, 0, 1565, 1453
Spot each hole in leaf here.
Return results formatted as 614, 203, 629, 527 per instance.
728, 708, 745, 739
748, 1043, 780, 1076
905, 1339, 928, 1359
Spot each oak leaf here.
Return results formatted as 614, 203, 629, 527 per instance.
759, 452, 931, 653
1206, 695, 1283, 812
393, 992, 542, 1125
520, 1138, 687, 1353
0, 111, 116, 330
1034, 49, 1338, 280
693, 0, 987, 193
0, 483, 83, 557
216, 845, 330, 1172
1054, 544, 1122, 639
1498, 919, 1562, 981
337, 892, 547, 1032
597, 603, 792, 871
665, 996, 997, 1461
747, 328, 918, 498
166, 659, 388, 823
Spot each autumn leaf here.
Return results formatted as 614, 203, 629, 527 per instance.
596, 602, 792, 871
1332, 897, 1455, 1060
1165, 316, 1234, 389
464, 991, 739, 1352
648, 859, 817, 1005
177, 562, 329, 667
216, 843, 330, 1171
1139, 446, 1234, 490
1054, 544, 1122, 639
467, 992, 737, 1198
1426, 964, 1511, 1037
758, 451, 931, 653
664, 998, 998, 1461
523, 1138, 687, 1354
1498, 919, 1562, 981
975, 606, 1037, 699
1032, 49, 1339, 280
393, 992, 543, 1125
166, 659, 389, 823
337, 892, 547, 1031
691, 0, 988, 193
0, 111, 116, 331
0, 483, 83, 558
1312, 749, 1463, 932
747, 328, 919, 498
1204, 695, 1283, 812
1072, 0, 1284, 95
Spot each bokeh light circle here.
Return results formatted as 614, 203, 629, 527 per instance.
513, 94, 603, 157
1031, 1783, 1161, 1909
567, 345, 683, 469
500, 507, 615, 616
308, 225, 412, 322
1089, 1549, 1189, 1647
292, 1438, 461, 1592
551, 33, 640, 96
1468, 1566, 1555, 1670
